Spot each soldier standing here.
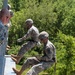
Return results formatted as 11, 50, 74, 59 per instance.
5, 9, 13, 52
12, 31, 56, 75
5, 4, 14, 52
0, 8, 10, 55
11, 19, 40, 64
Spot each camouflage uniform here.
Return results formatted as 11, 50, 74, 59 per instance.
5, 21, 12, 53
17, 25, 40, 58
21, 39, 56, 75
4, 25, 8, 46
4, 25, 9, 54
0, 21, 6, 56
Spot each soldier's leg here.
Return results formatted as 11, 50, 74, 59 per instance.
13, 57, 39, 75
26, 61, 54, 75
11, 41, 36, 64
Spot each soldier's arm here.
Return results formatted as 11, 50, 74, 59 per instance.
17, 29, 31, 42
41, 47, 53, 61
53, 46, 56, 62
22, 29, 31, 40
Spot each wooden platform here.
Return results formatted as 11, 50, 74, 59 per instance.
4, 55, 16, 75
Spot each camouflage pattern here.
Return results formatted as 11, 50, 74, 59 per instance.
21, 40, 56, 75
41, 40, 56, 62
17, 25, 40, 57
4, 21, 12, 51
18, 41, 37, 57
0, 21, 6, 56
4, 25, 9, 53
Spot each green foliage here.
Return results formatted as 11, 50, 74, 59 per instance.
54, 0, 75, 36
9, 10, 26, 45
55, 31, 75, 75
8, 0, 75, 75
0, 0, 3, 9
8, 45, 20, 54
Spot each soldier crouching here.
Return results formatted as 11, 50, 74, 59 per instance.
11, 19, 40, 64
12, 31, 56, 75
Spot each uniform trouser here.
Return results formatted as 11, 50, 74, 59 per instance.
22, 57, 54, 75
17, 41, 37, 57
0, 43, 6, 56
3, 38, 8, 54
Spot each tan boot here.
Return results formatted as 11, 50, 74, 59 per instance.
11, 57, 20, 64
7, 45, 10, 48
12, 68, 21, 75
11, 54, 17, 58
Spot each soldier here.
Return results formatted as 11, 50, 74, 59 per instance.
7, 4, 11, 10
11, 19, 40, 64
4, 4, 13, 52
12, 31, 56, 75
0, 8, 10, 55
5, 9, 13, 52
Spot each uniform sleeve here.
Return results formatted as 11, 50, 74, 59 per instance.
53, 45, 56, 58
52, 45, 56, 62
20, 29, 31, 41
41, 46, 53, 61
24, 30, 31, 39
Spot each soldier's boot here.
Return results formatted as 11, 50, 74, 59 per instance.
12, 68, 21, 75
11, 54, 17, 58
7, 45, 10, 49
11, 56, 21, 64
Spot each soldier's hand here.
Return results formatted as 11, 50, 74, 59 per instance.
37, 42, 41, 47
17, 38, 22, 42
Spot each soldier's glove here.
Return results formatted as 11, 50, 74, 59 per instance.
17, 38, 22, 42
37, 42, 41, 47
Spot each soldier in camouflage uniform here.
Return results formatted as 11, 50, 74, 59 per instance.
11, 19, 40, 64
12, 31, 56, 75
5, 9, 13, 53
0, 8, 10, 56
5, 4, 14, 52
